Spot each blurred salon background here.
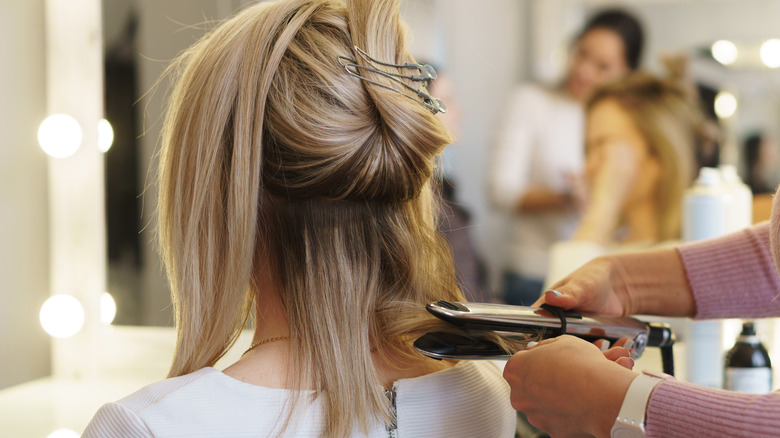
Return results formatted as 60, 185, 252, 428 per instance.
4, 0, 780, 436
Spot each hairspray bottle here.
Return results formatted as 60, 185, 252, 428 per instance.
682, 167, 728, 387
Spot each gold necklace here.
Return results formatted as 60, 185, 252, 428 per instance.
242, 336, 290, 357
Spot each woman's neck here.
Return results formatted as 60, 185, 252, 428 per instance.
252, 284, 289, 342
220, 271, 294, 389
222, 271, 453, 389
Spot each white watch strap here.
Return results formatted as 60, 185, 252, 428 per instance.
610, 371, 669, 438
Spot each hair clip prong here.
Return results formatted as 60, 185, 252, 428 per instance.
337, 47, 446, 114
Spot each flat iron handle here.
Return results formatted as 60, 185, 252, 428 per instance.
647, 322, 676, 376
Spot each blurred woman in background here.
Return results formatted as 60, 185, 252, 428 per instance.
491, 9, 644, 305
83, 0, 516, 436
546, 73, 700, 283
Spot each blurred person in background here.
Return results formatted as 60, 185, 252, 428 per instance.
546, 73, 700, 284
490, 9, 644, 305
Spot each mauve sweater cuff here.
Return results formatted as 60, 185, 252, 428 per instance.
646, 380, 780, 437
676, 223, 780, 319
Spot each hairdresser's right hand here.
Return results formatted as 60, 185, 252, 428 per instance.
504, 335, 638, 437
533, 255, 637, 318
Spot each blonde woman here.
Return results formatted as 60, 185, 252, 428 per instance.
82, 0, 516, 436
546, 73, 699, 284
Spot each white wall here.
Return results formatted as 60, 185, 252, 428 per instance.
401, 0, 528, 294
432, 0, 526, 294
0, 0, 51, 389
45, 0, 106, 382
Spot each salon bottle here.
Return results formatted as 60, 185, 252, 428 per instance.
719, 164, 752, 232
682, 167, 728, 387
724, 322, 772, 394
682, 167, 728, 241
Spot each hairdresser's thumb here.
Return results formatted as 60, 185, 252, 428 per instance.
537, 289, 579, 310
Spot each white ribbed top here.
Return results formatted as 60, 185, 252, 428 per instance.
82, 361, 516, 437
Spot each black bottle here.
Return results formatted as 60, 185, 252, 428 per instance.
723, 322, 772, 394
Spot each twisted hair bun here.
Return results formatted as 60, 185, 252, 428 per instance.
260, 0, 451, 203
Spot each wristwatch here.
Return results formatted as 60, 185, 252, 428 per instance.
610, 369, 674, 438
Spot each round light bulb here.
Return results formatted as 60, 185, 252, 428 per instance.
714, 91, 737, 119
40, 294, 85, 338
98, 118, 114, 153
711, 40, 738, 65
37, 114, 82, 158
760, 39, 780, 68
47, 430, 79, 438
100, 292, 117, 325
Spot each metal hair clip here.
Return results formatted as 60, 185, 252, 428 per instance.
337, 46, 446, 114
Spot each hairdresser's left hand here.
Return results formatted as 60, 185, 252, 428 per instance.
503, 335, 638, 438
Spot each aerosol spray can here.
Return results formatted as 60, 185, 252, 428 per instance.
719, 164, 752, 232
682, 167, 728, 387
683, 167, 728, 241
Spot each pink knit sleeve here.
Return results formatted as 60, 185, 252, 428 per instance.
676, 222, 780, 319
642, 193, 780, 436
646, 380, 780, 437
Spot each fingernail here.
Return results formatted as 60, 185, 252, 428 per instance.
526, 341, 538, 349
546, 290, 563, 297
600, 340, 611, 352
622, 339, 634, 351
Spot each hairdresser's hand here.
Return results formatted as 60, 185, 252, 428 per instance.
534, 255, 637, 317
593, 337, 637, 369
504, 335, 638, 437
538, 247, 694, 318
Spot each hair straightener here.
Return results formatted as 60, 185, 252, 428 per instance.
414, 301, 676, 375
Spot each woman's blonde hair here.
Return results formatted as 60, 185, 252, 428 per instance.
586, 73, 701, 241
156, 0, 466, 435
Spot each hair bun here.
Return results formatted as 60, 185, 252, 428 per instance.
260, 0, 452, 203
263, 97, 446, 202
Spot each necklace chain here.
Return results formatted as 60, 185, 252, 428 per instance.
242, 336, 290, 357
